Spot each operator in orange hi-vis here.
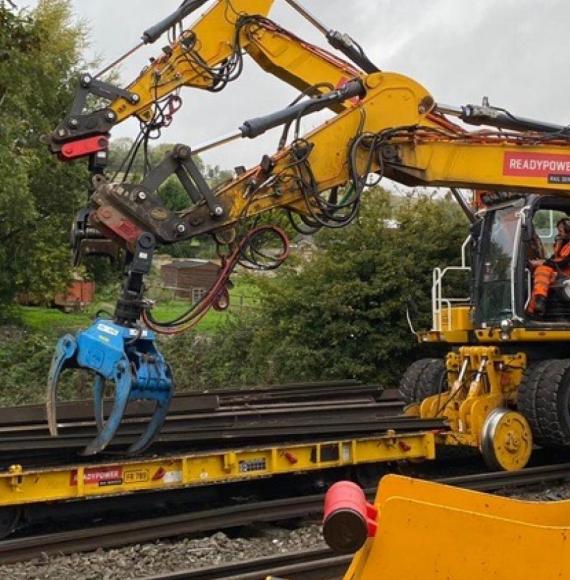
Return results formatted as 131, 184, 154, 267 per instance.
528, 218, 570, 316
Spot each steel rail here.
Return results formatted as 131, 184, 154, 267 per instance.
0, 399, 403, 436
2, 462, 570, 565
0, 381, 387, 427
142, 548, 351, 580
0, 405, 418, 460
0, 383, 403, 460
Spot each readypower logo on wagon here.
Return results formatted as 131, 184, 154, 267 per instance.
504, 152, 570, 183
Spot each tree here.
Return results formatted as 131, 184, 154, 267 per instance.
162, 188, 469, 389
0, 1, 88, 303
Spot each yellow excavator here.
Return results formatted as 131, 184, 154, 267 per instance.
44, 1, 570, 577
46, 0, 570, 471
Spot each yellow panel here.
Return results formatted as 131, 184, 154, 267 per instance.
398, 141, 570, 195
346, 475, 570, 580
376, 475, 570, 524
439, 305, 473, 332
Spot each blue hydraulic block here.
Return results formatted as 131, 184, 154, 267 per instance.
47, 319, 174, 456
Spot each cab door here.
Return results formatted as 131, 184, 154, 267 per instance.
474, 199, 526, 326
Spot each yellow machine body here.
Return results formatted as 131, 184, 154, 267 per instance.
346, 474, 570, 580
421, 304, 570, 344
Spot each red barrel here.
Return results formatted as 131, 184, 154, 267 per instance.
323, 481, 378, 554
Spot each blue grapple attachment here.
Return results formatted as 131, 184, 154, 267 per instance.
47, 320, 173, 456
47, 232, 174, 456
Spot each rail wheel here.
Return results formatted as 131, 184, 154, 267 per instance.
480, 408, 533, 471
0, 507, 20, 539
399, 358, 446, 405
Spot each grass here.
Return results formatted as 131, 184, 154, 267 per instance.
14, 274, 260, 335
17, 306, 89, 333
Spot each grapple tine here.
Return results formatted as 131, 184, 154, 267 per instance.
126, 397, 171, 455
46, 335, 78, 437
48, 319, 175, 456
124, 359, 174, 455
81, 363, 133, 456
93, 375, 106, 432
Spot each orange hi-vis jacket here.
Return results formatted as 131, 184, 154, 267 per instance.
530, 238, 570, 311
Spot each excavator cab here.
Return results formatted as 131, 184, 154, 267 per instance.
473, 193, 570, 327
426, 191, 570, 334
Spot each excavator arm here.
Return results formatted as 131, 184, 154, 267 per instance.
88, 70, 570, 252
48, 0, 365, 161
44, 0, 382, 457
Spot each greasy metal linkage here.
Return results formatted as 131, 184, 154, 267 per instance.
49, 74, 140, 159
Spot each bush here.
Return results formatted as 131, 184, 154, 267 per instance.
0, 330, 78, 405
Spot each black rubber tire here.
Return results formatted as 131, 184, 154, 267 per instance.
517, 360, 553, 445
399, 359, 446, 405
534, 359, 570, 447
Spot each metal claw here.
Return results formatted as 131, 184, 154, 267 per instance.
81, 361, 133, 456
92, 374, 106, 433
127, 395, 172, 455
47, 335, 78, 437
47, 319, 174, 456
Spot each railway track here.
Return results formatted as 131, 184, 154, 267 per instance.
2, 462, 570, 566
143, 548, 351, 580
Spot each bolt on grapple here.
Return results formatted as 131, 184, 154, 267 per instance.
47, 321, 173, 456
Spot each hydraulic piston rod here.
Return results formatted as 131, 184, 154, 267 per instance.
282, 0, 379, 74
192, 79, 365, 155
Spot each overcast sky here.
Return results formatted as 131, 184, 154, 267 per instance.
18, 0, 570, 185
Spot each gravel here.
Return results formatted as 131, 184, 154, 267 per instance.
498, 480, 570, 502
0, 524, 325, 579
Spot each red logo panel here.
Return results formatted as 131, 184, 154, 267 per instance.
70, 466, 123, 486
504, 152, 570, 178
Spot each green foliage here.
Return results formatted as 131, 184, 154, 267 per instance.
162, 189, 468, 389
0, 330, 76, 405
158, 176, 189, 212
160, 317, 259, 391
0, 1, 88, 304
